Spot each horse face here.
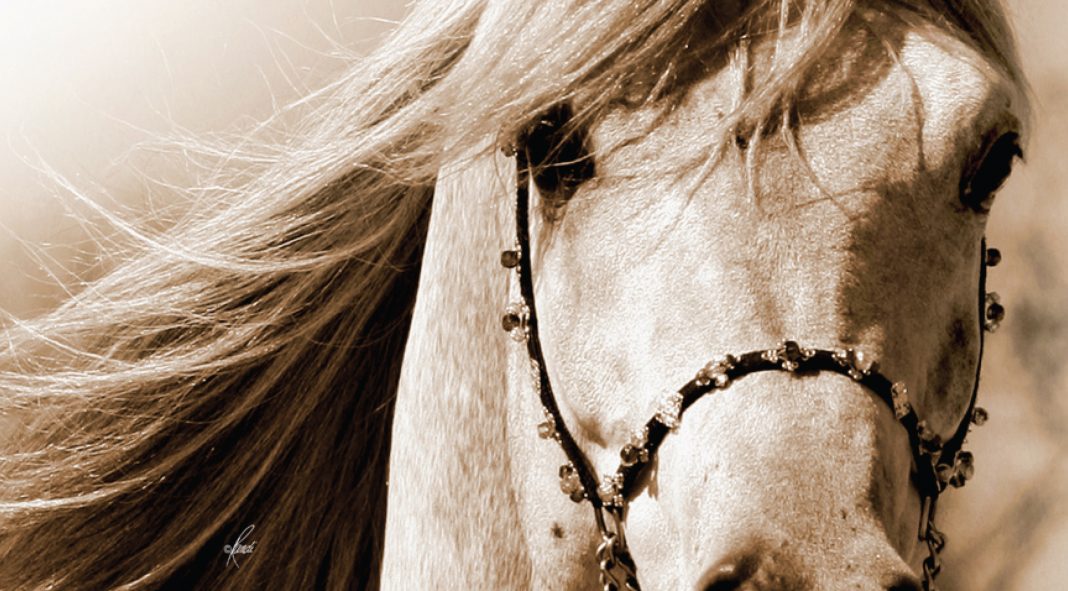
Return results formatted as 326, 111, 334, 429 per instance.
511, 16, 1023, 590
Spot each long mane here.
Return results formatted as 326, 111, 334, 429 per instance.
0, 1, 1026, 589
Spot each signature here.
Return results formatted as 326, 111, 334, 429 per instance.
222, 524, 257, 568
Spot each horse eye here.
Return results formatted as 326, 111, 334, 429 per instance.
960, 130, 1022, 214
523, 103, 595, 208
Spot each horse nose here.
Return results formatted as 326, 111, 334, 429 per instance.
693, 545, 793, 591
694, 547, 924, 591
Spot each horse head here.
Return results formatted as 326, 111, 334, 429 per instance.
387, 2, 1027, 590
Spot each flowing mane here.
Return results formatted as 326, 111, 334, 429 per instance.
0, 1, 1026, 589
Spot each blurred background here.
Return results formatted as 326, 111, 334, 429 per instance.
0, 1, 1062, 589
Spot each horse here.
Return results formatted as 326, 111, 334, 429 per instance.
0, 1, 1029, 590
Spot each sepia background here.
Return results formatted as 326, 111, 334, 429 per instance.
0, 2, 1063, 589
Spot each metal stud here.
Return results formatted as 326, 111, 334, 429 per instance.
985, 247, 1002, 267
853, 349, 876, 374
559, 463, 586, 503
939, 451, 976, 489
537, 411, 558, 440
500, 249, 520, 269
695, 354, 737, 388
832, 348, 875, 380
936, 462, 956, 488
620, 426, 650, 467
654, 390, 684, 430
971, 407, 989, 426
917, 420, 932, 440
890, 382, 913, 420
765, 340, 812, 372
956, 451, 975, 483
781, 340, 803, 371
501, 313, 521, 332
917, 420, 943, 456
597, 473, 625, 508
502, 302, 530, 342
984, 292, 1004, 333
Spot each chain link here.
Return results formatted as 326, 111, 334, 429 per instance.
919, 495, 946, 591
595, 508, 640, 591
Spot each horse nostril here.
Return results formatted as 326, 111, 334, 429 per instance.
696, 550, 918, 590
886, 573, 924, 591
699, 563, 746, 591
696, 554, 759, 591
696, 564, 747, 589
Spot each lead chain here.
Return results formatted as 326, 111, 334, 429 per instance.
595, 508, 640, 591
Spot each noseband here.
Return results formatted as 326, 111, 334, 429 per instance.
499, 139, 1003, 591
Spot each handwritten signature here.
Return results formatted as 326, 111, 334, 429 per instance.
222, 524, 257, 568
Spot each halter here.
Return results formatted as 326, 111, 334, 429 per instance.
499, 137, 1003, 591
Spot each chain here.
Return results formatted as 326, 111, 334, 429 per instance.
919, 495, 947, 591
594, 507, 640, 591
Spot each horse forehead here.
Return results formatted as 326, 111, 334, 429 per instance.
897, 29, 1020, 163
784, 28, 1018, 201
790, 28, 1014, 178
593, 25, 1016, 193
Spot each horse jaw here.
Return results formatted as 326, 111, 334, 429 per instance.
381, 151, 531, 589
516, 18, 1022, 591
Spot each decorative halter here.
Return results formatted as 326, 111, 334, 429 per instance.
499, 140, 1004, 591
